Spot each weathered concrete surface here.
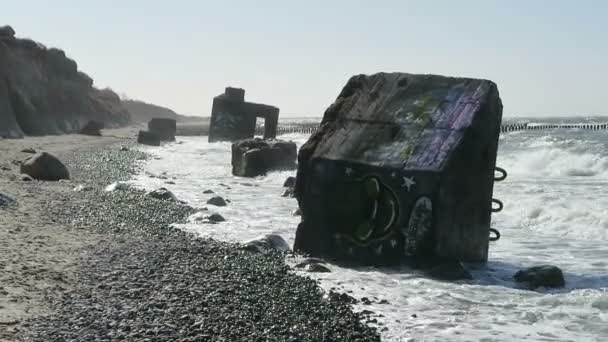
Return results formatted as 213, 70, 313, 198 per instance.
208, 87, 279, 142
294, 72, 503, 264
137, 131, 161, 146
232, 138, 297, 177
0, 25, 130, 138
148, 118, 176, 141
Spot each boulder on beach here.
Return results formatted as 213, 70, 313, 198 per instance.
79, 120, 103, 136
243, 234, 291, 254
148, 118, 176, 141
148, 187, 177, 201
20, 152, 70, 181
294, 72, 503, 265
231, 138, 297, 177
0, 191, 16, 207
137, 130, 161, 146
514, 265, 565, 289
206, 196, 227, 207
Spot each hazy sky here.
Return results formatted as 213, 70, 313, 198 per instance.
5, 1, 607, 117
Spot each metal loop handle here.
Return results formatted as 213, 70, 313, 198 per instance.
491, 198, 503, 213
489, 228, 501, 241
494, 167, 507, 182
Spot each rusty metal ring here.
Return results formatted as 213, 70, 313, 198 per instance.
491, 198, 503, 213
494, 167, 507, 182
489, 228, 501, 241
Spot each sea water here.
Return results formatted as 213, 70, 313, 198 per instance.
130, 118, 608, 342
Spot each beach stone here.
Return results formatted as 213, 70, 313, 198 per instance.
0, 192, 16, 207
243, 234, 290, 254
205, 213, 225, 222
206, 196, 227, 207
231, 138, 297, 177
21, 148, 36, 154
294, 72, 503, 265
203, 190, 215, 194
137, 130, 161, 146
283, 176, 296, 188
148, 118, 176, 141
79, 120, 103, 136
305, 264, 331, 273
21, 174, 33, 182
514, 265, 565, 289
148, 188, 177, 201
20, 152, 70, 181
119, 146, 129, 151
425, 261, 473, 281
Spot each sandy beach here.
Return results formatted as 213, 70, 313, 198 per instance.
0, 128, 380, 341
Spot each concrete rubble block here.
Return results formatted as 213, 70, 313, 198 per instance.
232, 138, 297, 177
294, 72, 503, 265
208, 87, 279, 142
148, 118, 176, 141
137, 130, 161, 146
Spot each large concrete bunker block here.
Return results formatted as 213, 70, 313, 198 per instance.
208, 87, 279, 142
294, 72, 503, 264
232, 138, 297, 177
148, 118, 177, 141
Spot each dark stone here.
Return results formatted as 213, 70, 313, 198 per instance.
208, 87, 279, 142
20, 152, 69, 181
282, 188, 295, 198
242, 234, 290, 254
283, 176, 297, 188
119, 146, 129, 151
0, 192, 16, 207
137, 131, 161, 146
514, 265, 565, 289
206, 213, 225, 222
425, 261, 473, 281
203, 190, 215, 194
21, 148, 36, 154
304, 264, 331, 273
148, 118, 176, 141
20, 174, 33, 182
148, 188, 177, 201
231, 138, 297, 177
294, 72, 503, 265
206, 196, 227, 207
79, 120, 103, 136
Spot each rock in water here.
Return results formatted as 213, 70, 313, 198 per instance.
283, 176, 297, 188
206, 196, 227, 207
208, 87, 280, 142
231, 138, 297, 177
20, 152, 70, 181
148, 118, 176, 141
514, 265, 565, 289
21, 148, 36, 154
294, 72, 503, 265
148, 188, 177, 201
243, 234, 291, 254
79, 120, 103, 136
137, 130, 161, 146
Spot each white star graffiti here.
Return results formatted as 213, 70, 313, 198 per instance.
390, 239, 398, 248
402, 176, 416, 191
345, 167, 354, 176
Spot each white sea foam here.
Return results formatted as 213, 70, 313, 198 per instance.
130, 128, 608, 342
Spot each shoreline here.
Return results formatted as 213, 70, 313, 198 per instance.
1, 129, 381, 341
